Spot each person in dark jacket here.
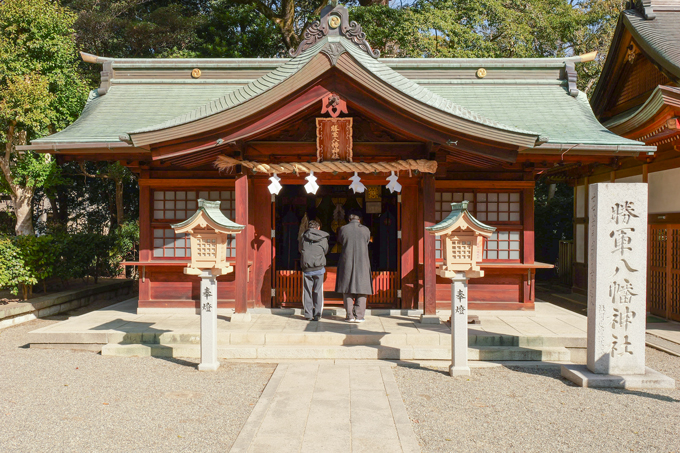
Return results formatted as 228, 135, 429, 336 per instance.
299, 220, 330, 321
335, 213, 373, 322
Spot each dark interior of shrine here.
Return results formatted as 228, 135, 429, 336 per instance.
274, 184, 399, 272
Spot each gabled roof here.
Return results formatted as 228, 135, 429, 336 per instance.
426, 201, 496, 236
26, 3, 647, 157
171, 199, 244, 233
591, 0, 680, 115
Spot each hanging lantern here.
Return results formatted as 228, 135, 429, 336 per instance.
304, 171, 319, 194
349, 172, 366, 194
386, 171, 402, 193
268, 173, 282, 195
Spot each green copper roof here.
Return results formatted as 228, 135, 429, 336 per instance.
426, 85, 637, 146
426, 201, 496, 234
30, 17, 641, 150
129, 39, 329, 135
129, 37, 538, 139
171, 199, 245, 231
33, 85, 236, 144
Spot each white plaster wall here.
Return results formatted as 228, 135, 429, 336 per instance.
615, 175, 643, 184
648, 167, 680, 214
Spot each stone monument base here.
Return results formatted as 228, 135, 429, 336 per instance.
449, 365, 471, 377
231, 312, 252, 323
419, 314, 441, 325
561, 365, 675, 389
198, 362, 220, 372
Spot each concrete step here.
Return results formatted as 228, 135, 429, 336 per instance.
101, 343, 571, 361
79, 331, 585, 349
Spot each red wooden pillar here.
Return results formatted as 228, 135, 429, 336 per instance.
401, 183, 419, 309
250, 178, 272, 308
422, 174, 436, 315
138, 176, 151, 304
522, 187, 535, 304
235, 174, 249, 313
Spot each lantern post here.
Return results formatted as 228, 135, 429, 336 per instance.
172, 199, 245, 371
426, 201, 495, 377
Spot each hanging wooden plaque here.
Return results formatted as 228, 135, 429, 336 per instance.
316, 118, 353, 162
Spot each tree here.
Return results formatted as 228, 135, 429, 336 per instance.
198, 1, 285, 58
353, 0, 626, 95
0, 0, 87, 235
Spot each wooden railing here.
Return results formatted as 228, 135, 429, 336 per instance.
557, 240, 573, 287
275, 269, 399, 306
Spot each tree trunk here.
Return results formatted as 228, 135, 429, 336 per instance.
548, 183, 556, 202
115, 176, 124, 227
11, 187, 35, 236
2, 124, 35, 236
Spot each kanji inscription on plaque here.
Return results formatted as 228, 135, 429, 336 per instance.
316, 118, 353, 162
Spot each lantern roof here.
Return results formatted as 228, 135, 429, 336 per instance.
426, 201, 496, 236
171, 199, 245, 233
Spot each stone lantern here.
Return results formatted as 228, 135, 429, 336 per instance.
172, 199, 245, 371
426, 201, 495, 376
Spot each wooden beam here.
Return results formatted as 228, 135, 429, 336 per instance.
138, 179, 235, 188
436, 180, 535, 189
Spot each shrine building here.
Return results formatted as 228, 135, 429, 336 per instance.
22, 4, 652, 316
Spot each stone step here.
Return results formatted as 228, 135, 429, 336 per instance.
87, 331, 585, 349
101, 343, 571, 361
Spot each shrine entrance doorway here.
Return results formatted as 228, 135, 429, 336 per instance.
273, 183, 400, 308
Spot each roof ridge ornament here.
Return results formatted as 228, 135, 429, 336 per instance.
628, 0, 656, 19
290, 2, 380, 59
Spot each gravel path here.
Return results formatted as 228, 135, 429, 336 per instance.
395, 349, 680, 453
0, 317, 275, 452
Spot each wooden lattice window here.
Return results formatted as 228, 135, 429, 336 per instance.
153, 190, 235, 221
153, 229, 191, 258
151, 189, 236, 260
476, 192, 521, 222
484, 231, 521, 260
435, 190, 522, 261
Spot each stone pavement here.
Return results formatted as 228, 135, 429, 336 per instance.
28, 298, 589, 362
229, 362, 420, 453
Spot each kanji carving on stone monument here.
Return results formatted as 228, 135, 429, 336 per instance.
202, 302, 212, 313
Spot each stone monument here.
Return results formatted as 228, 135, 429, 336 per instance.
426, 201, 495, 376
172, 199, 245, 371
561, 183, 674, 388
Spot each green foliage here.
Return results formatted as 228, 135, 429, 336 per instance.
534, 180, 573, 267
0, 0, 87, 138
14, 235, 60, 286
198, 1, 284, 58
0, 236, 36, 296
0, 0, 88, 234
0, 222, 139, 298
351, 0, 626, 95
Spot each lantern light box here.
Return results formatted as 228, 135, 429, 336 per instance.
171, 199, 245, 276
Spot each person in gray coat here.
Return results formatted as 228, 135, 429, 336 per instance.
335, 213, 373, 322
299, 220, 330, 321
